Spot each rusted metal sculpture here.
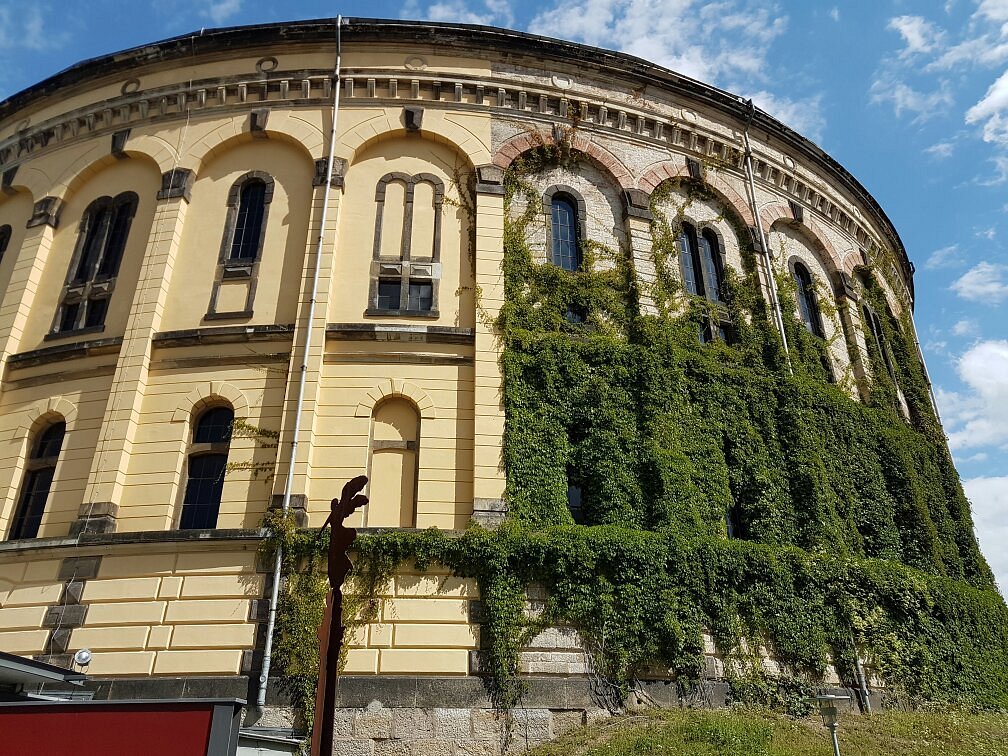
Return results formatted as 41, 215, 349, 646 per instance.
310, 475, 368, 756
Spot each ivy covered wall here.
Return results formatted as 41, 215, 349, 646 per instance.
266, 146, 1008, 727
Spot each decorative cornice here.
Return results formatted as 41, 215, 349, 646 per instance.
0, 17, 913, 303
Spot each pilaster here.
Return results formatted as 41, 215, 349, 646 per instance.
0, 199, 61, 371
270, 172, 341, 521
80, 177, 191, 527
622, 189, 656, 315
471, 165, 507, 525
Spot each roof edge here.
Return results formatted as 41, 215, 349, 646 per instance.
0, 17, 912, 292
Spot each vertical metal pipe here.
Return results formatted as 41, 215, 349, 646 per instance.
741, 100, 792, 373
253, 15, 345, 719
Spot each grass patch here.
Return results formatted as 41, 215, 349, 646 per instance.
527, 708, 1008, 756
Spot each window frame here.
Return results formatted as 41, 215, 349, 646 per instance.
178, 405, 234, 530
678, 221, 731, 343
368, 172, 444, 318
206, 171, 275, 321
790, 259, 826, 339
8, 421, 66, 540
49, 192, 138, 339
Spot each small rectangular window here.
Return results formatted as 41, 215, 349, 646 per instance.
377, 279, 401, 310
408, 280, 433, 311
84, 298, 108, 328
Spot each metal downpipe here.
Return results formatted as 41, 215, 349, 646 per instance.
741, 100, 792, 373
250, 15, 345, 723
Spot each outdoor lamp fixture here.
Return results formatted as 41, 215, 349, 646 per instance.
813, 693, 849, 756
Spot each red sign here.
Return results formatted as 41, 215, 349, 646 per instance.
0, 699, 241, 755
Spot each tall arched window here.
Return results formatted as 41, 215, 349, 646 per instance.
679, 224, 724, 302
792, 262, 825, 338
53, 192, 138, 335
551, 195, 581, 272
863, 303, 897, 384
180, 406, 234, 530
367, 398, 420, 528
229, 179, 267, 261
9, 421, 66, 540
679, 223, 729, 342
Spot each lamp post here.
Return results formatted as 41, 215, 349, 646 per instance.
813, 693, 849, 756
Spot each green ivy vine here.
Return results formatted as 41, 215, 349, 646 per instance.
262, 143, 1008, 732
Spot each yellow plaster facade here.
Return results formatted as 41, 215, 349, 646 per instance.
0, 19, 916, 696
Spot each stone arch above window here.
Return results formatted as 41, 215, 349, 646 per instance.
207, 171, 276, 321
354, 380, 436, 420
15, 396, 79, 441
369, 172, 445, 317
171, 382, 250, 424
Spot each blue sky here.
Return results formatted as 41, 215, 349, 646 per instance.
0, 0, 1005, 589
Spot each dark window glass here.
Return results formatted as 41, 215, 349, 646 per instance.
96, 199, 135, 278
377, 279, 401, 310
58, 303, 80, 333
193, 407, 234, 444
408, 280, 433, 311
699, 230, 723, 303
564, 304, 587, 324
567, 480, 585, 524
793, 263, 824, 338
230, 180, 266, 261
180, 454, 227, 530
74, 206, 109, 283
864, 304, 898, 383
83, 298, 108, 329
0, 225, 11, 263
679, 224, 704, 297
9, 422, 65, 540
551, 196, 581, 272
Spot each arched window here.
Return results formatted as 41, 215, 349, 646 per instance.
792, 262, 825, 338
367, 398, 420, 527
208, 172, 275, 319
9, 421, 66, 539
180, 406, 234, 530
551, 195, 581, 272
679, 223, 729, 343
53, 192, 138, 335
863, 303, 897, 384
229, 179, 267, 261
679, 224, 724, 302
0, 224, 11, 264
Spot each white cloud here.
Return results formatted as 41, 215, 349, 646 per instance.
924, 243, 962, 269
966, 69, 1008, 148
203, 0, 242, 25
888, 15, 946, 58
925, 140, 955, 158
829, 7, 839, 22
527, 0, 787, 89
938, 340, 1008, 451
963, 475, 1008, 592
951, 261, 1008, 302
869, 75, 953, 119
400, 0, 514, 29
952, 318, 980, 337
744, 90, 825, 143
0, 5, 65, 51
